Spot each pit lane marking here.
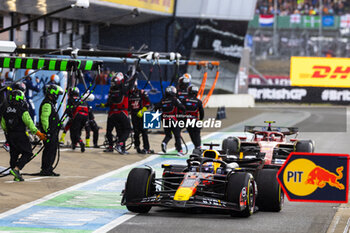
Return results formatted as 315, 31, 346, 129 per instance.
4, 176, 88, 183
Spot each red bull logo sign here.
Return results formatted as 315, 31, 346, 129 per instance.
305, 166, 344, 190
277, 153, 349, 203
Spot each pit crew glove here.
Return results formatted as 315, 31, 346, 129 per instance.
137, 107, 148, 118
36, 131, 47, 141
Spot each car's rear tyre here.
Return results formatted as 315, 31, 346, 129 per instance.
295, 140, 314, 153
256, 169, 284, 212
222, 137, 240, 155
226, 172, 255, 217
125, 168, 155, 213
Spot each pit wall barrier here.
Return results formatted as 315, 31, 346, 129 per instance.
205, 94, 255, 108
248, 85, 350, 104
77, 81, 255, 110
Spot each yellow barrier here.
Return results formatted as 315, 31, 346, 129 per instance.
290, 57, 350, 87
99, 0, 174, 14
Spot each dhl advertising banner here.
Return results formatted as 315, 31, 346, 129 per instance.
277, 152, 349, 203
291, 57, 350, 88
99, 0, 174, 14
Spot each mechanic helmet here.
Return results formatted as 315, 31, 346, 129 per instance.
12, 82, 26, 92
68, 87, 80, 98
8, 89, 26, 106
5, 71, 14, 80
178, 76, 191, 91
188, 85, 199, 97
46, 84, 63, 102
25, 69, 35, 80
82, 91, 95, 102
182, 73, 192, 81
111, 72, 124, 87
50, 74, 59, 84
165, 86, 177, 97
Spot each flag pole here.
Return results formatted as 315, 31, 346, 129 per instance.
318, 0, 323, 56
273, 0, 278, 56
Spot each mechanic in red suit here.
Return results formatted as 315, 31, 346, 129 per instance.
156, 86, 185, 156
66, 87, 90, 153
102, 72, 137, 154
184, 85, 204, 149
128, 81, 153, 154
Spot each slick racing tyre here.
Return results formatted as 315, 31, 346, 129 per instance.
125, 168, 155, 213
222, 137, 240, 155
256, 169, 284, 212
226, 172, 255, 217
295, 140, 315, 153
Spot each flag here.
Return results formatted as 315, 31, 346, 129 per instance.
322, 16, 334, 27
340, 14, 350, 28
290, 14, 301, 24
259, 15, 274, 27
303, 16, 320, 28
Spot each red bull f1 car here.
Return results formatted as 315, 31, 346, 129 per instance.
122, 144, 258, 217
122, 121, 315, 217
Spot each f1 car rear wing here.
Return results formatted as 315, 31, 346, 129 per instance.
244, 125, 299, 136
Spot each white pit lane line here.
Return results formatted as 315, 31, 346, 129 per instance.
4, 176, 89, 183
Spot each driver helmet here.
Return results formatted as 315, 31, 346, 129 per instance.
202, 162, 214, 173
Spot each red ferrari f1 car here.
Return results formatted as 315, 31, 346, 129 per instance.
221, 121, 315, 165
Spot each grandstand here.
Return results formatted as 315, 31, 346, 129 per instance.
255, 0, 349, 15
248, 0, 350, 61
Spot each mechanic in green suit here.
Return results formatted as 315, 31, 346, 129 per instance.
39, 84, 63, 176
1, 90, 47, 181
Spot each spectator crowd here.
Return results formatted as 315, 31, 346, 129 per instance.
256, 0, 349, 16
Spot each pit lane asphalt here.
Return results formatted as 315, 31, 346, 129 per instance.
0, 106, 348, 233
109, 106, 349, 233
